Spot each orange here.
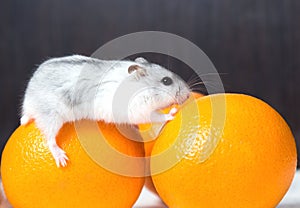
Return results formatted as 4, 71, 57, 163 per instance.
151, 93, 297, 207
1, 120, 145, 208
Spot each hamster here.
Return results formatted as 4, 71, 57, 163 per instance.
21, 55, 191, 167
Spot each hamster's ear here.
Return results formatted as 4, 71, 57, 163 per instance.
128, 65, 147, 78
135, 57, 148, 64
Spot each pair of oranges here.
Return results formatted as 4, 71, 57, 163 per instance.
1, 93, 297, 207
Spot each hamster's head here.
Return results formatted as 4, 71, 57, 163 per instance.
127, 57, 191, 111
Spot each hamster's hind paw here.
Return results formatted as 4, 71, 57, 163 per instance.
49, 145, 69, 167
56, 153, 69, 167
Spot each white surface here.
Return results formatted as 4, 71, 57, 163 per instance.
278, 170, 300, 207
134, 187, 166, 208
134, 171, 300, 208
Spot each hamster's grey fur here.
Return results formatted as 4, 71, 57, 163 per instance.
21, 55, 190, 167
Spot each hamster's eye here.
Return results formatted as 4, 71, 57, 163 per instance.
161, 77, 173, 86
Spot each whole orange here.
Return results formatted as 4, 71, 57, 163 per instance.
151, 93, 297, 207
1, 120, 145, 208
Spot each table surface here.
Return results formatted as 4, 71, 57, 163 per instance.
134, 170, 300, 208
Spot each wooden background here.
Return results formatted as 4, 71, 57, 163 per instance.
0, 0, 299, 166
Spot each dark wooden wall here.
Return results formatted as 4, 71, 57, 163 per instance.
0, 0, 299, 166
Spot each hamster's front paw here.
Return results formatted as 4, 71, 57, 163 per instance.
164, 107, 178, 121
168, 107, 178, 116
164, 114, 175, 121
150, 107, 178, 123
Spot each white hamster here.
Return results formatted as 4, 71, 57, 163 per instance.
21, 55, 190, 167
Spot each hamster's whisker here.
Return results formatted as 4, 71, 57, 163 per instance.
189, 80, 222, 92
187, 72, 227, 91
187, 75, 201, 84
188, 81, 206, 89
187, 72, 226, 84
187, 75, 198, 82
187, 79, 202, 89
187, 75, 201, 86
198, 72, 227, 77
189, 85, 205, 91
